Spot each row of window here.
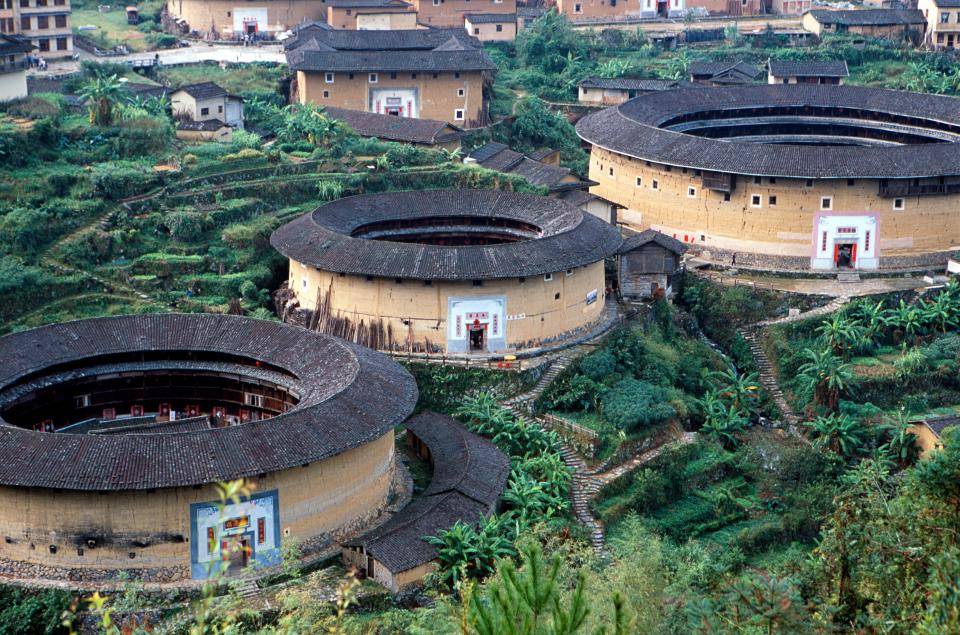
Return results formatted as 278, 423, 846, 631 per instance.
938, 10, 958, 24
472, 24, 505, 34
33, 34, 68, 50
324, 71, 462, 84
3, 0, 67, 7
296, 269, 576, 289
431, 0, 503, 4
15, 14, 67, 29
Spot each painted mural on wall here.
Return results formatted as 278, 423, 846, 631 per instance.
190, 489, 281, 579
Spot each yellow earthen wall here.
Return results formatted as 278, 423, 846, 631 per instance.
587, 146, 960, 257
165, 0, 325, 34
466, 19, 517, 42
297, 70, 485, 125
326, 6, 417, 29
413, 0, 516, 27
0, 432, 395, 574
289, 260, 608, 351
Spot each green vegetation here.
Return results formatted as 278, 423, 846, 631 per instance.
71, 0, 166, 52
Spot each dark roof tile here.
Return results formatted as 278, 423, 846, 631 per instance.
806, 9, 926, 26
767, 59, 849, 78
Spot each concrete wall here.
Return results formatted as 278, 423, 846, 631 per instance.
465, 18, 517, 42
413, 0, 516, 27
297, 69, 486, 126
587, 145, 960, 268
288, 259, 608, 352
0, 432, 395, 581
0, 69, 28, 102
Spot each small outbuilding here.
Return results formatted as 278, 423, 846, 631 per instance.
617, 229, 688, 300
577, 76, 688, 106
170, 82, 244, 128
767, 59, 849, 85
909, 415, 959, 458
689, 61, 763, 86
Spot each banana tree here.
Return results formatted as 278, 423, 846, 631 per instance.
798, 348, 854, 412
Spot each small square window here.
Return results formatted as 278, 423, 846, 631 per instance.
847, 178, 855, 186
458, 88, 464, 97
474, 27, 480, 34
454, 109, 464, 120
323, 90, 329, 98
821, 197, 832, 210
411, 73, 417, 79
325, 72, 334, 83
472, 280, 483, 287
769, 177, 776, 184
200, 107, 209, 116
893, 198, 905, 210
454, 72, 460, 79
769, 195, 777, 206
753, 176, 762, 185
496, 24, 503, 32
574, 3, 582, 11
390, 72, 397, 79
302, 279, 307, 288
805, 179, 814, 187
751, 194, 762, 207
348, 73, 355, 79
687, 187, 697, 198
608, 167, 614, 176
566, 269, 574, 276
369, 73, 378, 83
723, 192, 731, 202
544, 273, 553, 282
635, 176, 642, 187
651, 179, 659, 190
554, 292, 561, 300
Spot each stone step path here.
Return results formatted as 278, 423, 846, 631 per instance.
837, 272, 861, 283
589, 432, 697, 484
232, 578, 259, 600
757, 296, 850, 327
502, 350, 577, 415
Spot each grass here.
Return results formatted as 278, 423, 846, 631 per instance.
157, 63, 288, 95
72, 0, 165, 53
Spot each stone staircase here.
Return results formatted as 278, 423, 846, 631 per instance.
232, 578, 259, 600
837, 272, 861, 283
741, 328, 802, 433
502, 350, 577, 414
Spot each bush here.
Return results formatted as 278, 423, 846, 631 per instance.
222, 148, 265, 161
602, 378, 676, 431
163, 211, 208, 242
580, 349, 616, 382
91, 162, 161, 200
735, 520, 787, 556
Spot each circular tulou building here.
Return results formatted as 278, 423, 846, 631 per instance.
270, 190, 623, 354
577, 85, 960, 272
0, 314, 417, 582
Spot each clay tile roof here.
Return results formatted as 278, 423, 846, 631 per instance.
618, 229, 688, 255
467, 143, 595, 192
345, 412, 509, 573
576, 84, 960, 179
326, 0, 410, 7
270, 190, 623, 280
931, 0, 960, 7
689, 61, 762, 79
0, 34, 34, 55
578, 76, 687, 91
176, 119, 228, 131
767, 59, 849, 78
174, 82, 228, 100
464, 12, 517, 23
322, 106, 462, 145
0, 314, 418, 491
924, 415, 960, 437
805, 9, 926, 26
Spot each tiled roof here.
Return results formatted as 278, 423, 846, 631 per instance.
467, 142, 595, 192
174, 82, 228, 100
285, 27, 495, 73
579, 76, 687, 91
0, 315, 418, 491
618, 229, 688, 255
931, 0, 960, 7
176, 119, 228, 131
517, 6, 545, 17
767, 59, 849, 78
270, 190, 623, 280
0, 34, 33, 55
345, 412, 509, 573
126, 82, 172, 99
322, 106, 462, 145
689, 61, 763, 79
464, 12, 517, 23
806, 9, 926, 26
924, 415, 960, 437
576, 85, 960, 179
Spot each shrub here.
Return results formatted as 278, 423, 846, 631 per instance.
602, 378, 675, 431
735, 520, 787, 556
163, 211, 208, 242
221, 148, 265, 161
182, 153, 198, 164
90, 162, 160, 200
580, 349, 616, 382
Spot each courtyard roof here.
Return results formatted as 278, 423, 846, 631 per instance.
0, 314, 417, 491
576, 84, 960, 179
270, 190, 623, 280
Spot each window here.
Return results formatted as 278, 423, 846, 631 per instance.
687, 186, 697, 198
805, 179, 813, 187
635, 176, 642, 187
348, 73, 354, 79
454, 109, 464, 120
753, 176, 761, 185
390, 72, 397, 79
751, 194, 761, 207
608, 167, 614, 176
75, 395, 91, 408
302, 279, 307, 288
325, 72, 334, 83
36, 0, 45, 4
200, 107, 209, 116
769, 177, 776, 184
474, 27, 480, 34
433, 0, 439, 5
454, 72, 460, 79
496, 24, 503, 32
346, 8, 352, 14
37, 15, 48, 29
574, 3, 582, 12
651, 179, 659, 190
893, 198, 905, 210
369, 73, 378, 83
244, 393, 264, 408
322, 90, 329, 98
554, 292, 561, 300
543, 273, 553, 282
19, 0, 26, 6
723, 192, 731, 202
847, 178, 855, 186
821, 196, 832, 210
217, 105, 223, 113
566, 268, 574, 276
38, 38, 49, 51
55, 15, 66, 28
411, 73, 417, 79
769, 195, 777, 206
942, 11, 950, 23
20, 16, 29, 30
457, 88, 464, 97
472, 280, 483, 287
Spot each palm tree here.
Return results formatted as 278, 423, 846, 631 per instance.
805, 413, 865, 458
920, 292, 960, 334
701, 404, 750, 449
78, 74, 126, 126
709, 368, 761, 416
880, 410, 920, 467
797, 347, 854, 411
816, 313, 865, 357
